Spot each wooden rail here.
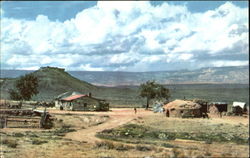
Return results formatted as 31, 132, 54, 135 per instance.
0, 108, 49, 128
6, 116, 41, 119
3, 117, 42, 128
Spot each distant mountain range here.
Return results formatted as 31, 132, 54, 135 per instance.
0, 66, 248, 106
1, 66, 249, 86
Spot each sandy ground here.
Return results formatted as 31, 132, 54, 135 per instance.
1, 108, 249, 158
47, 108, 156, 143
45, 108, 249, 144
46, 108, 156, 144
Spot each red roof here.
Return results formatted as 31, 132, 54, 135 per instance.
62, 94, 87, 101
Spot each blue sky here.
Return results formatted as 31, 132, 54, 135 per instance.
1, 1, 249, 71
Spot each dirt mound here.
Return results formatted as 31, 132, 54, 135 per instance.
209, 105, 220, 114
164, 100, 201, 110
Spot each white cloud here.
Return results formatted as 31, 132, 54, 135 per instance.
140, 30, 161, 50
109, 53, 138, 64
178, 54, 193, 61
0, 1, 248, 71
211, 60, 249, 67
19, 66, 40, 70
1, 8, 4, 17
141, 55, 164, 63
79, 64, 104, 71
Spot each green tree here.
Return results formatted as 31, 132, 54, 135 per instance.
139, 80, 170, 109
9, 74, 39, 100
9, 89, 22, 100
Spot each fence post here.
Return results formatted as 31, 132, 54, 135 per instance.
39, 108, 47, 128
5, 117, 7, 128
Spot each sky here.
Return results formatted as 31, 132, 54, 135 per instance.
0, 1, 249, 71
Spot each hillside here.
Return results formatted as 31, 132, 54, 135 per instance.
0, 67, 140, 105
1, 66, 249, 86
0, 67, 99, 99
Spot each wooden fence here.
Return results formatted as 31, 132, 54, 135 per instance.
2, 116, 42, 128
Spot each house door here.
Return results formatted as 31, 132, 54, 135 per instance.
84, 103, 87, 110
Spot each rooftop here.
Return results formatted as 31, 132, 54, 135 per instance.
62, 94, 87, 101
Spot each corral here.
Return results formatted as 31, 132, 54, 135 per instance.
0, 109, 54, 129
0, 100, 54, 109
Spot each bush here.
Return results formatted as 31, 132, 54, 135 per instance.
31, 139, 48, 145
2, 138, 18, 148
98, 124, 248, 145
9, 89, 22, 100
115, 144, 133, 151
171, 148, 185, 158
13, 133, 25, 137
204, 140, 212, 144
53, 125, 76, 136
95, 140, 115, 149
102, 129, 113, 133
135, 145, 152, 151
162, 143, 178, 148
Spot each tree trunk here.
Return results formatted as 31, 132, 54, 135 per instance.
146, 97, 149, 110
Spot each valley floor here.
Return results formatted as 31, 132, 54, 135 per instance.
1, 108, 249, 158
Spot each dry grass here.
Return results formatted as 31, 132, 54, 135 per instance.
54, 114, 109, 129
1, 138, 18, 148
1, 109, 249, 158
139, 115, 248, 134
95, 140, 134, 151
97, 115, 249, 157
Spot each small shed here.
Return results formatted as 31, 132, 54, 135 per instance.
163, 100, 202, 118
232, 102, 247, 115
55, 92, 109, 111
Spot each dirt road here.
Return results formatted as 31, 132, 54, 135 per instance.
64, 115, 132, 143
59, 108, 155, 144
47, 108, 249, 144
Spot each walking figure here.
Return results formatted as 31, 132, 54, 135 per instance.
134, 108, 137, 114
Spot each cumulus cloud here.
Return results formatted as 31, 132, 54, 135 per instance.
79, 64, 104, 71
1, 8, 4, 17
0, 1, 248, 71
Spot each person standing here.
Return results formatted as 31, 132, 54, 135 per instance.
134, 107, 137, 114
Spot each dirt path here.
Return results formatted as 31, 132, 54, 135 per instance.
63, 108, 150, 144
49, 108, 249, 145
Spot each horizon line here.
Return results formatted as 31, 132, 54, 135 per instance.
0, 65, 248, 73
